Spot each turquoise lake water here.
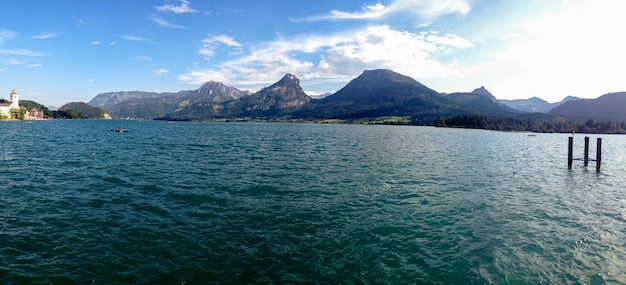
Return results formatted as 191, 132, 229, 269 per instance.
1, 120, 625, 284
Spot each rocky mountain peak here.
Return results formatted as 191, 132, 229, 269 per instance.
272, 73, 301, 88
470, 86, 496, 101
196, 80, 247, 101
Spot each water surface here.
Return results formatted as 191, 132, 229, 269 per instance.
1, 120, 625, 284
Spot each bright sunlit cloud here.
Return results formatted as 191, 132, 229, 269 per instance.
296, 0, 469, 22
180, 25, 469, 87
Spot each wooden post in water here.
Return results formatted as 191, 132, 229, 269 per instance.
568, 136, 602, 171
583, 137, 589, 167
596, 138, 602, 172
568, 136, 573, 169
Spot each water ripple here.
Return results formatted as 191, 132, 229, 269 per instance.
1, 121, 625, 283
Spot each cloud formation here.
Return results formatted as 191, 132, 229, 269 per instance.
199, 35, 243, 58
154, 68, 169, 75
180, 25, 471, 87
156, 0, 197, 14
295, 0, 469, 22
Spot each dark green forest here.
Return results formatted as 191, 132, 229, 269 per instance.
429, 114, 626, 134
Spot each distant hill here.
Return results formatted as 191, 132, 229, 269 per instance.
549, 92, 626, 122
60, 102, 111, 119
500, 96, 580, 113
444, 86, 521, 117
89, 81, 249, 118
20, 100, 53, 118
88, 91, 177, 109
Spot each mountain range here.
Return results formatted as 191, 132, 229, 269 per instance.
499, 96, 579, 113
85, 69, 626, 123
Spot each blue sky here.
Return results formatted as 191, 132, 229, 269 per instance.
1, 0, 625, 106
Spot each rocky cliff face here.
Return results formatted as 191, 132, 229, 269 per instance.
244, 73, 310, 111
88, 91, 176, 108
192, 81, 250, 102
167, 73, 311, 119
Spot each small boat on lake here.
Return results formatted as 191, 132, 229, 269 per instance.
111, 128, 129, 132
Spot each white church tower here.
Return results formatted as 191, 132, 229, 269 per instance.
10, 88, 18, 109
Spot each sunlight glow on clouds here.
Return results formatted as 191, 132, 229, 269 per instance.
484, 0, 626, 99
180, 25, 471, 87
296, 0, 469, 22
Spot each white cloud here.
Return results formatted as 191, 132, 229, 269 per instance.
152, 16, 186, 29
154, 68, 169, 75
425, 32, 474, 49
199, 35, 243, 58
180, 25, 470, 87
109, 41, 117, 46
309, 26, 462, 79
0, 49, 47, 56
31, 33, 57, 40
325, 3, 387, 20
135, 56, 152, 61
295, 0, 469, 22
202, 35, 242, 48
498, 33, 520, 40
0, 30, 17, 44
156, 0, 197, 14
90, 41, 100, 45
122, 35, 151, 42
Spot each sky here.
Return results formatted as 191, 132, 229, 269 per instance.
1, 0, 626, 106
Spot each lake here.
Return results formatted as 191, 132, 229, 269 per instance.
1, 120, 625, 284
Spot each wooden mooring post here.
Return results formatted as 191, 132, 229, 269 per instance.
567, 136, 601, 171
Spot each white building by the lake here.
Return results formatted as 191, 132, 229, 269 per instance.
0, 89, 19, 118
